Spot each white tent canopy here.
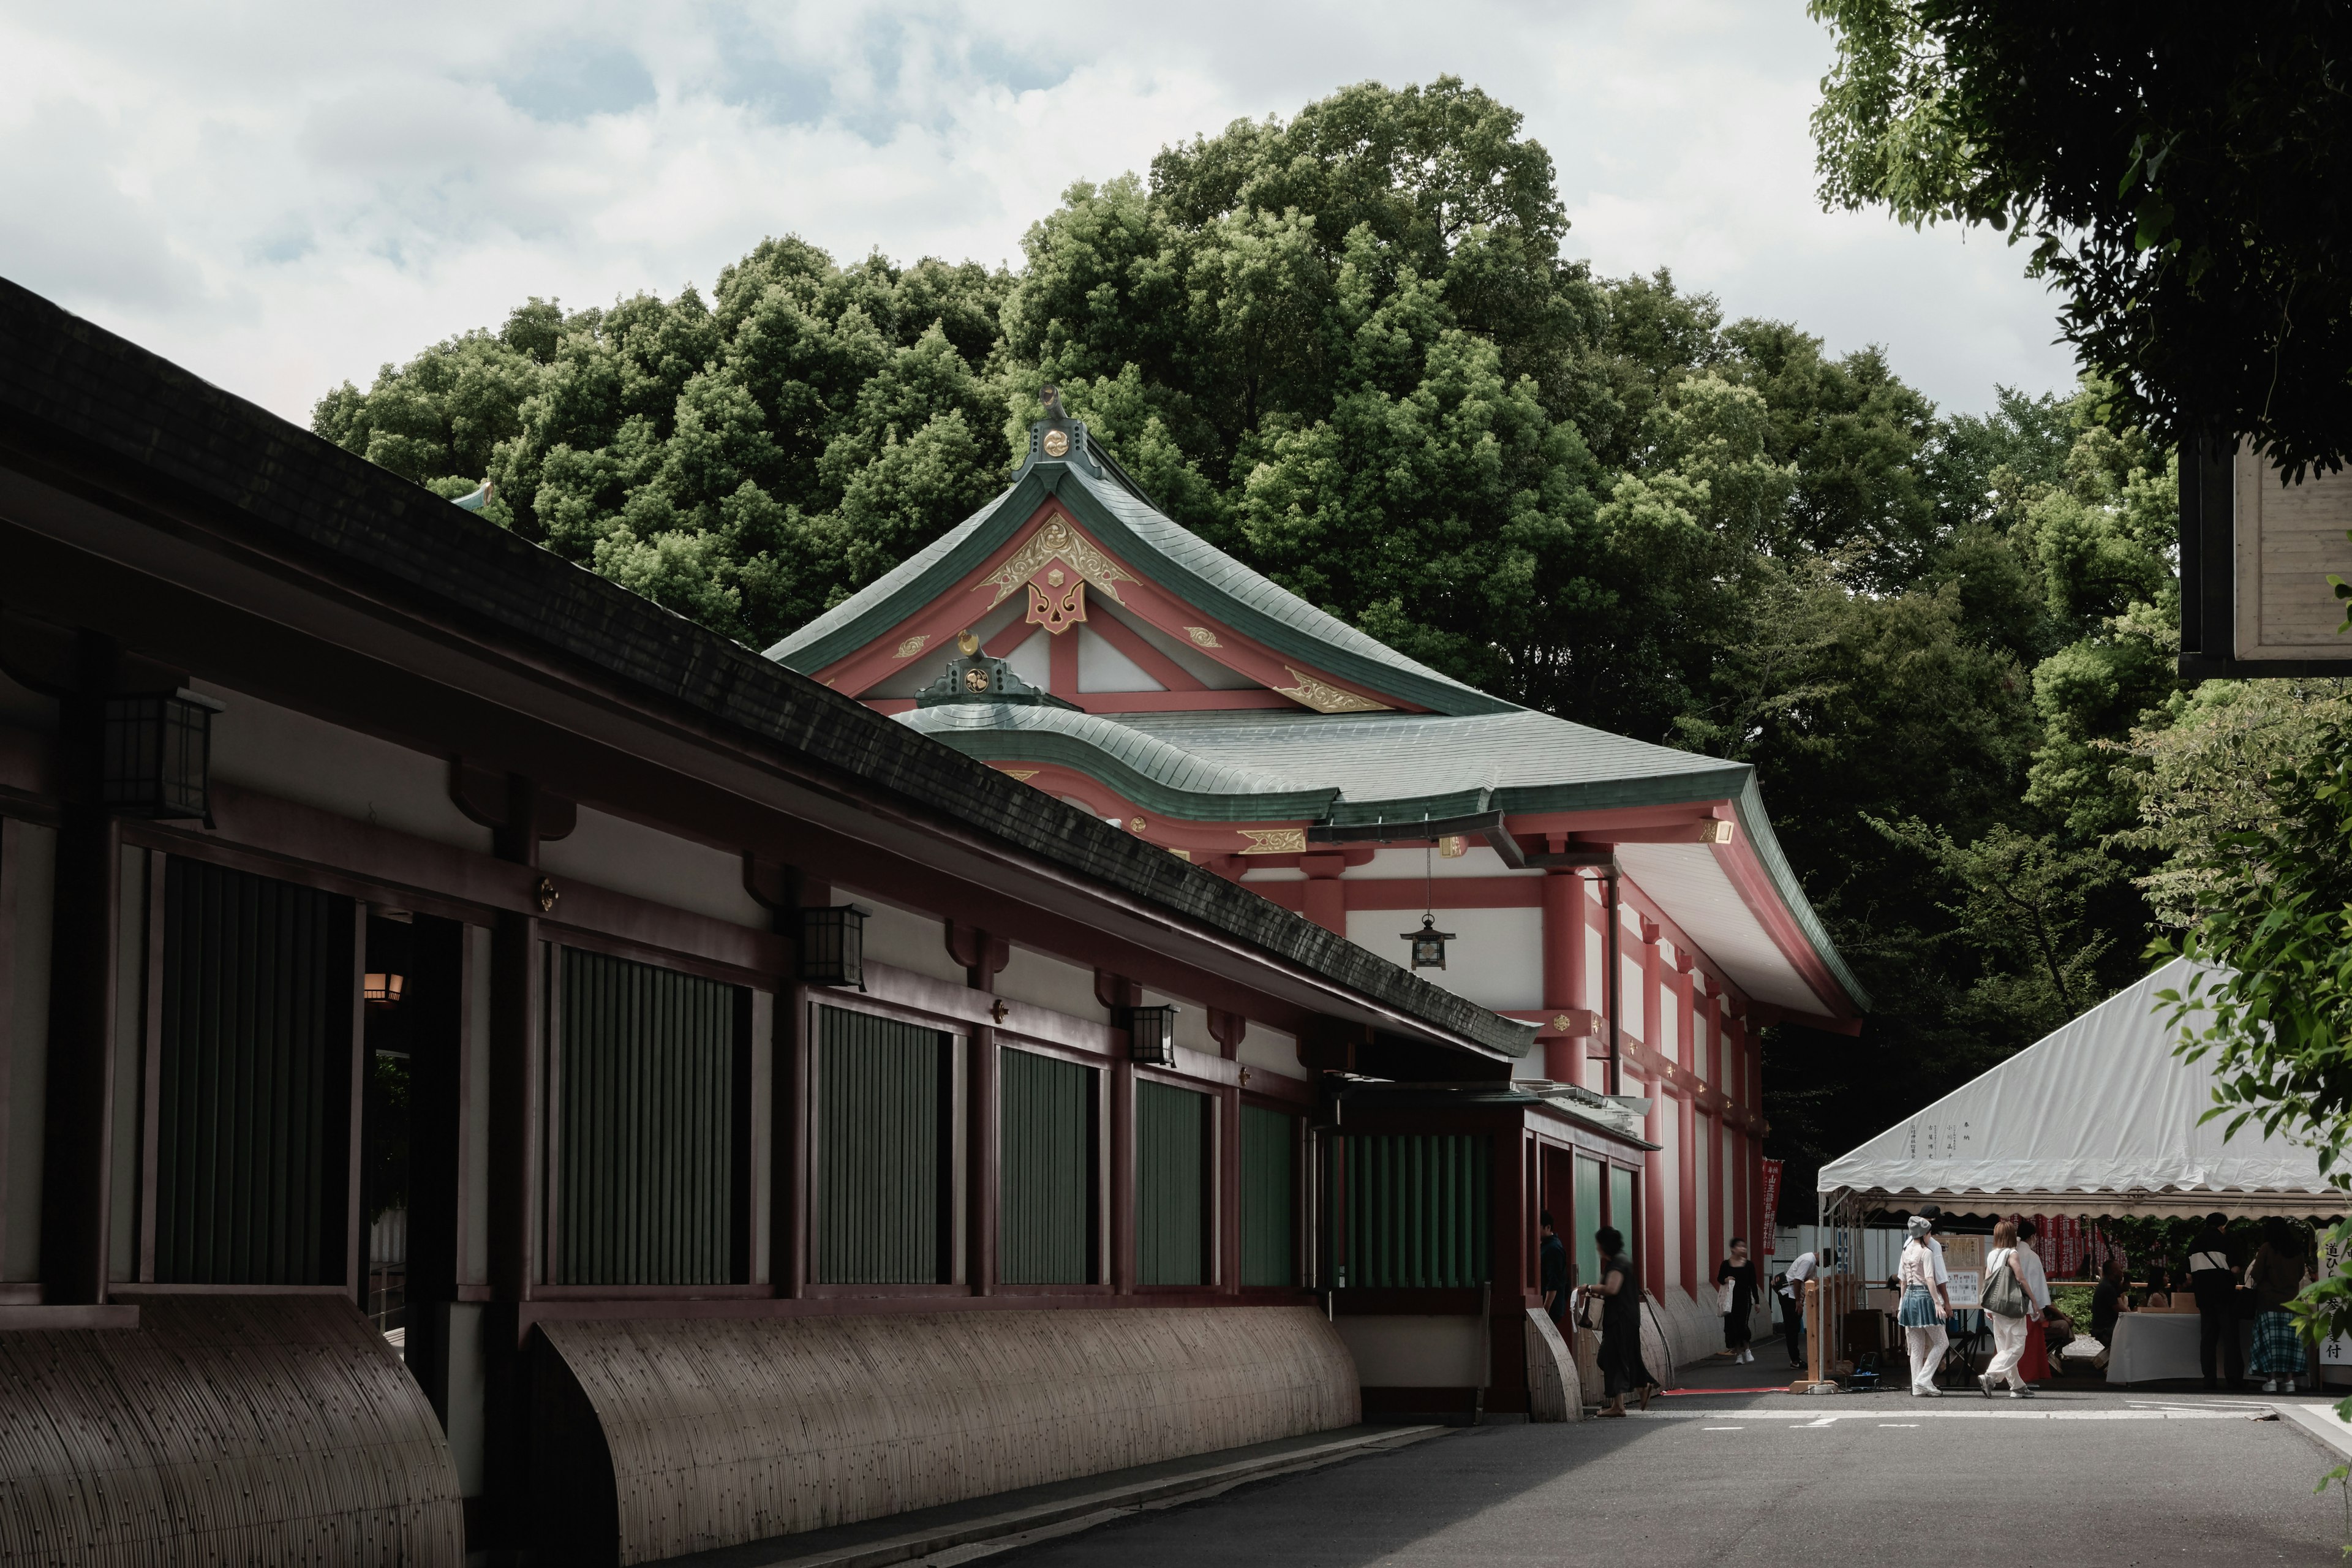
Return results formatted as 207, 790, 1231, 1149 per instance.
1819, 957, 2346, 1219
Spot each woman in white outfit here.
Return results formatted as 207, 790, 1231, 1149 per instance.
1898, 1215, 1952, 1396
1980, 1218, 2042, 1397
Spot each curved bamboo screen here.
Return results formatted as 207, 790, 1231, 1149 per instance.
0, 1294, 462, 1565
533, 1304, 1359, 1565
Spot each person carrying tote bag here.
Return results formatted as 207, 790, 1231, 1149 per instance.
1716, 1239, 1760, 1364
1980, 1219, 2037, 1398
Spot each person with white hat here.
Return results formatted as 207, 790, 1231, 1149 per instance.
1898, 1214, 1953, 1396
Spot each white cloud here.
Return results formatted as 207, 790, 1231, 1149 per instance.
0, 0, 2077, 425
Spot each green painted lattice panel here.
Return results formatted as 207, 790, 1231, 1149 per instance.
818, 1005, 952, 1284
156, 858, 352, 1285
1573, 1156, 1604, 1289
1135, 1081, 1207, 1286
1339, 1134, 1490, 1289
1239, 1106, 1295, 1287
557, 949, 741, 1286
1000, 1047, 1095, 1284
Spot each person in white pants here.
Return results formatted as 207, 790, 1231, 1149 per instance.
1897, 1215, 1952, 1396
1980, 1218, 2043, 1397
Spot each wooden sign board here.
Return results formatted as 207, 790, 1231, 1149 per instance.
1940, 1234, 1984, 1310
2182, 438, 2352, 676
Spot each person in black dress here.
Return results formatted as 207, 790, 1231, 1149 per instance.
1575, 1226, 1658, 1417
1717, 1237, 1760, 1364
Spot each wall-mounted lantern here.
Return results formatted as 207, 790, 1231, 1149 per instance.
102, 688, 224, 820
1122, 1003, 1178, 1068
364, 972, 405, 1008
797, 905, 871, 989
1401, 914, 1455, 971
364, 910, 412, 1010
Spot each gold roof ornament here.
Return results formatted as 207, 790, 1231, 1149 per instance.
957, 629, 980, 656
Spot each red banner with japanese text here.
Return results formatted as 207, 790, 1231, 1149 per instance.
1758, 1158, 1783, 1256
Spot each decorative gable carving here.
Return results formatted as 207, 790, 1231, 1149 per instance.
984, 518, 1134, 609
1275, 667, 1390, 714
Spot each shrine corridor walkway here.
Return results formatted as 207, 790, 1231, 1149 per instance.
979, 1379, 2349, 1567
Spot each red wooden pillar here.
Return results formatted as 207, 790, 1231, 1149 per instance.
1098, 970, 1140, 1294
1210, 1011, 1245, 1295
1705, 990, 1727, 1264
949, 925, 1009, 1295
1540, 872, 1585, 1081
1675, 963, 1698, 1298
1638, 925, 1666, 1300
40, 640, 124, 1306
1300, 852, 1347, 935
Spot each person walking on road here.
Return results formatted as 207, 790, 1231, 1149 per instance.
1716, 1238, 1760, 1363
1980, 1218, 2041, 1398
2187, 1213, 2245, 1392
2248, 1219, 2313, 1394
1779, 1243, 1824, 1368
1539, 1211, 1569, 1332
1577, 1226, 1659, 1417
1898, 1215, 1953, 1396
2015, 1219, 2054, 1384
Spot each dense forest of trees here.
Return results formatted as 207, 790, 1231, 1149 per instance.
315, 78, 2196, 1208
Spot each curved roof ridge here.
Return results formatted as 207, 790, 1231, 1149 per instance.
898, 702, 1343, 822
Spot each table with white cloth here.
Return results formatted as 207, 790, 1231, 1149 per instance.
2104, 1311, 2250, 1384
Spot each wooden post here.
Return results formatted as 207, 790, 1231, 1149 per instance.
1540, 872, 1582, 1082
40, 636, 122, 1307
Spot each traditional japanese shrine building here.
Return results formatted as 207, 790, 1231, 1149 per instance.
0, 276, 1863, 1566
771, 394, 1869, 1389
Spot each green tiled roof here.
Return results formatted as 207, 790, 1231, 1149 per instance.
766, 430, 1515, 716
899, 703, 1341, 821
772, 423, 1867, 1016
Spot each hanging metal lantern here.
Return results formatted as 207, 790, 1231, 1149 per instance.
796, 905, 872, 988
1121, 1003, 1178, 1068
1401, 914, 1455, 970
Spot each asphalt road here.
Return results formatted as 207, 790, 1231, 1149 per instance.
988, 1387, 2352, 1567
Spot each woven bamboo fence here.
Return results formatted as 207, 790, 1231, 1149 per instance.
0, 1294, 462, 1565
535, 1303, 1359, 1565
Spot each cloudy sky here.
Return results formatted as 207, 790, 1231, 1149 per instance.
0, 1, 2078, 426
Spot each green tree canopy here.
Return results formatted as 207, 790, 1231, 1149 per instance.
317, 77, 2188, 1208
1810, 0, 2352, 477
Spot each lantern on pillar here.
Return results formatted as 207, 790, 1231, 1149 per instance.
1401, 913, 1455, 970
102, 688, 224, 820
796, 905, 871, 988
1121, 1003, 1178, 1067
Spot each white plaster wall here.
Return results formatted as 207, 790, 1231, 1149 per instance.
1584, 926, 1602, 1013
994, 943, 1103, 1020
1237, 1024, 1298, 1079
1002, 628, 1052, 690
537, 807, 767, 929
197, 682, 493, 855
1343, 906, 1540, 1012
1109, 607, 1259, 690
1619, 954, 1645, 1043
1350, 847, 1542, 881
1239, 866, 1304, 883
1695, 1117, 1712, 1284
1332, 1314, 1484, 1387
3, 821, 52, 1280
1077, 626, 1161, 693
851, 896, 965, 986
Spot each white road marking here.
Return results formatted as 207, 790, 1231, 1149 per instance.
1702, 1427, 1744, 1431
1630, 1407, 2264, 1422
1878, 1423, 1918, 1428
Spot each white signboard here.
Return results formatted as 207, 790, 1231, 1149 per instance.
2322, 1233, 2351, 1370
1941, 1235, 1984, 1310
